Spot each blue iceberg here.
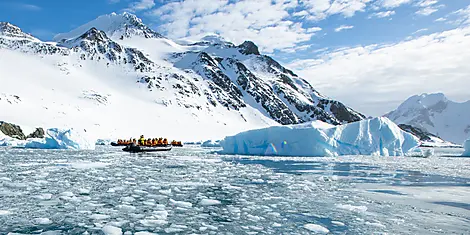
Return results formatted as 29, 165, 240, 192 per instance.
220, 117, 419, 157
463, 139, 470, 157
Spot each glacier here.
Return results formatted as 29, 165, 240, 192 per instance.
220, 117, 419, 157
0, 128, 95, 150
463, 139, 470, 157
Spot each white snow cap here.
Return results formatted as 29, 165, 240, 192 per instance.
53, 12, 154, 41
462, 139, 470, 157
220, 117, 419, 157
398, 93, 448, 110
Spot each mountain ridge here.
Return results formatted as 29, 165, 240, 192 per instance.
385, 93, 470, 144
0, 12, 364, 140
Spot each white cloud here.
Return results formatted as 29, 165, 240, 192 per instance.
306, 27, 322, 33
127, 0, 155, 12
434, 17, 446, 22
412, 28, 428, 34
416, 0, 438, 7
416, 6, 438, 16
368, 10, 396, 18
334, 25, 354, 32
451, 4, 470, 25
300, 0, 373, 21
287, 27, 470, 116
15, 3, 41, 11
108, 0, 120, 4
151, 0, 317, 53
379, 0, 413, 9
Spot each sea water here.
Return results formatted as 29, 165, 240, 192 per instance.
0, 146, 469, 234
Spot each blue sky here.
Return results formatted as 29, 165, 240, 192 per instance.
1, 0, 470, 115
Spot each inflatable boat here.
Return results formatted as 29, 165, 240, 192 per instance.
122, 144, 172, 153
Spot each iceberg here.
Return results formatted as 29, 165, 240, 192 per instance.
220, 117, 419, 157
201, 140, 221, 147
463, 138, 470, 157
1, 128, 95, 150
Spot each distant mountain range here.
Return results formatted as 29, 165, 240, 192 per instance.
0, 13, 364, 140
386, 93, 470, 144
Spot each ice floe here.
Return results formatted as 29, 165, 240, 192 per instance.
303, 223, 330, 233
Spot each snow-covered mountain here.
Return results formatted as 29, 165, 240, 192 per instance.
385, 93, 470, 144
0, 12, 364, 140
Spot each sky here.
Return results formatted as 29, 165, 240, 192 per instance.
1, 0, 470, 116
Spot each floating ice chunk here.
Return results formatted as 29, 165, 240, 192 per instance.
169, 199, 192, 208
70, 162, 110, 169
102, 225, 122, 235
159, 189, 171, 195
246, 214, 262, 222
120, 196, 135, 203
272, 223, 282, 227
118, 205, 136, 211
220, 117, 419, 156
0, 210, 10, 215
78, 188, 90, 195
332, 221, 345, 226
199, 199, 221, 206
153, 210, 168, 220
140, 219, 168, 227
201, 140, 221, 147
34, 193, 53, 200
303, 224, 329, 233
365, 221, 386, 228
89, 214, 111, 220
34, 218, 52, 225
164, 224, 187, 233
135, 232, 158, 235
462, 139, 470, 156
60, 192, 74, 197
336, 204, 368, 213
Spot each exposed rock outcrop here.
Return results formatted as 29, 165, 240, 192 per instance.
0, 121, 26, 140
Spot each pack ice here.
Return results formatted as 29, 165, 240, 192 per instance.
462, 138, 470, 157
220, 117, 419, 157
0, 128, 95, 150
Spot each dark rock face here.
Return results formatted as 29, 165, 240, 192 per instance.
238, 41, 260, 55
59, 28, 155, 72
27, 128, 45, 139
194, 52, 245, 110
0, 121, 26, 140
173, 42, 365, 125
227, 58, 298, 124
398, 124, 438, 141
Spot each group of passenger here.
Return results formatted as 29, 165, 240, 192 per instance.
138, 135, 170, 146
117, 139, 135, 145
117, 136, 182, 147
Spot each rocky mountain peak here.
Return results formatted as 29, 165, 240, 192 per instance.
238, 41, 260, 55
77, 27, 109, 42
54, 12, 163, 41
0, 22, 36, 40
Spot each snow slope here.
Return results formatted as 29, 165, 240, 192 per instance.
0, 13, 364, 141
220, 117, 419, 157
385, 93, 470, 144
